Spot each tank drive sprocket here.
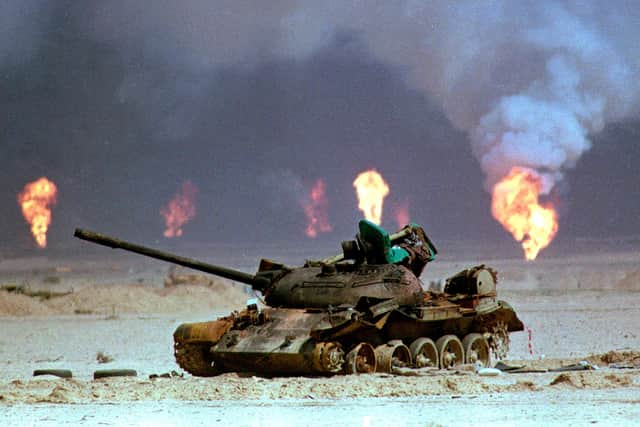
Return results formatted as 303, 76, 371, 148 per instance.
174, 341, 219, 377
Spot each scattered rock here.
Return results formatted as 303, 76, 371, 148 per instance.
550, 373, 576, 387
476, 367, 502, 377
96, 351, 114, 364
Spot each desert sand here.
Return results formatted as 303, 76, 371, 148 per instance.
1, 244, 639, 426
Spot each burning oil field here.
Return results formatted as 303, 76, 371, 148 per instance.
1, 1, 640, 426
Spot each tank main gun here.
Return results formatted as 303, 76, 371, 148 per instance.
73, 228, 272, 290
73, 224, 429, 309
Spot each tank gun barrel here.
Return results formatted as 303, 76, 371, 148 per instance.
73, 228, 271, 290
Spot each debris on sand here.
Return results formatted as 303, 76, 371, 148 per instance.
494, 361, 525, 371
590, 350, 640, 368
93, 369, 137, 380
149, 371, 183, 380
96, 352, 114, 364
550, 361, 597, 372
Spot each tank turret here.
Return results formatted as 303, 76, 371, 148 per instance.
73, 223, 431, 308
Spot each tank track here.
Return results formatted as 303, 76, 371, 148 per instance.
174, 341, 219, 377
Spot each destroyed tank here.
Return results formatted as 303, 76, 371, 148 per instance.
74, 220, 523, 376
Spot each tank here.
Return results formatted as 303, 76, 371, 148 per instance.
74, 220, 523, 376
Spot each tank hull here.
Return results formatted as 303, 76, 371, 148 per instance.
174, 290, 523, 376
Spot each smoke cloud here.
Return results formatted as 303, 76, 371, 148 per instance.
1, 1, 639, 249
75, 0, 640, 192
0, 0, 51, 66
315, 1, 640, 193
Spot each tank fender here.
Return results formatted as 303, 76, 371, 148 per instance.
173, 318, 234, 344
354, 296, 399, 317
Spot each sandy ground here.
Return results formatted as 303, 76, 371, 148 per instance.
0, 245, 639, 426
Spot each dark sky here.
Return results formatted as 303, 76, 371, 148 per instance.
1, 1, 639, 254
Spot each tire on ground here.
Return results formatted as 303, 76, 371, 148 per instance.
33, 369, 72, 378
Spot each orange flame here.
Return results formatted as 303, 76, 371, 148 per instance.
394, 200, 410, 229
303, 179, 332, 238
161, 181, 198, 238
18, 177, 58, 248
492, 167, 558, 260
353, 170, 389, 225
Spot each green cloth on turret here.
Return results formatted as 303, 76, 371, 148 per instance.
358, 220, 409, 264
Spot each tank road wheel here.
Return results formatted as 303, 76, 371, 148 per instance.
174, 342, 220, 377
345, 343, 376, 374
435, 335, 464, 369
374, 340, 412, 373
463, 333, 491, 367
312, 342, 345, 374
409, 337, 438, 368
